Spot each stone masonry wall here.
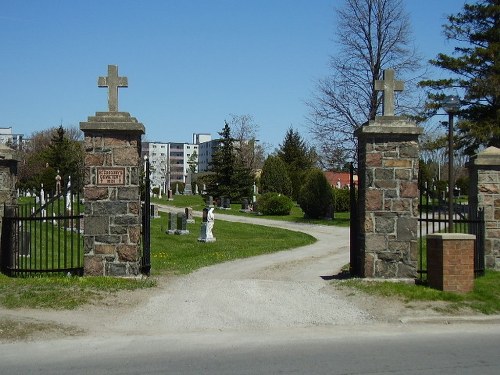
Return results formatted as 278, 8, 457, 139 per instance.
469, 147, 500, 270
81, 112, 144, 276
356, 121, 422, 279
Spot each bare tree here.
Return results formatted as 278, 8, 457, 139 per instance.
228, 114, 266, 171
307, 0, 421, 168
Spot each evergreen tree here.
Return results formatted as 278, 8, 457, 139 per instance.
419, 0, 500, 154
298, 168, 333, 219
277, 127, 317, 201
260, 155, 292, 196
206, 121, 254, 201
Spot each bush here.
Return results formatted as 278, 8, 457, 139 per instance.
257, 192, 294, 216
298, 169, 333, 219
332, 188, 350, 212
260, 155, 292, 196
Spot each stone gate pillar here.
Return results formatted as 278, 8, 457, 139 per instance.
469, 146, 500, 270
354, 69, 422, 278
80, 65, 145, 276
0, 144, 19, 265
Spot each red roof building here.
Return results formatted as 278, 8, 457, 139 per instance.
324, 171, 358, 189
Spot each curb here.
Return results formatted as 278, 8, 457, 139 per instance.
399, 314, 500, 325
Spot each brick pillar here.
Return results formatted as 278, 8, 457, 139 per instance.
469, 146, 500, 270
427, 234, 475, 293
80, 112, 145, 276
355, 117, 422, 278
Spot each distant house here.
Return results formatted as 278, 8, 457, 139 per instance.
324, 171, 357, 189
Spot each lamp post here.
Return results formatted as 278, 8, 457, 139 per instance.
442, 95, 460, 233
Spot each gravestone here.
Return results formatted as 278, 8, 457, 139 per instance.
166, 212, 177, 234
194, 183, 199, 195
175, 212, 189, 235
175, 183, 179, 195
185, 207, 195, 224
184, 171, 192, 195
80, 65, 145, 277
167, 189, 173, 201
222, 196, 231, 209
207, 195, 214, 207
353, 68, 422, 279
198, 207, 216, 242
241, 198, 249, 211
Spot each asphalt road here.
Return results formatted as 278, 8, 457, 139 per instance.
2, 325, 499, 374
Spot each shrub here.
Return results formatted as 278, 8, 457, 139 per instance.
260, 155, 292, 196
332, 188, 350, 212
298, 169, 333, 219
257, 192, 294, 216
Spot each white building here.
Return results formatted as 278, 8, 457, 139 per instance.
0, 127, 23, 149
142, 141, 199, 192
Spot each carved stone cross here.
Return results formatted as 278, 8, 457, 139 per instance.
375, 69, 404, 116
98, 65, 128, 112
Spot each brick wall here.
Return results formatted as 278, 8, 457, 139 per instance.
427, 234, 475, 293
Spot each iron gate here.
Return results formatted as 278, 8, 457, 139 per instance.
349, 164, 362, 277
418, 186, 485, 281
0, 189, 83, 277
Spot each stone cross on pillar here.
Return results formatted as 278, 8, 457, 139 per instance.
98, 65, 128, 112
374, 68, 404, 116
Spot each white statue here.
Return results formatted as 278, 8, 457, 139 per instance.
206, 207, 215, 239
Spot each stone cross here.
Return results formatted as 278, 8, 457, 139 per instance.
98, 65, 128, 112
374, 69, 404, 116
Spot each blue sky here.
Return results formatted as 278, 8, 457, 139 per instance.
0, 0, 465, 150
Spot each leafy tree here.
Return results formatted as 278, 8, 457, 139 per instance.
260, 155, 292, 196
277, 127, 317, 201
419, 0, 500, 154
298, 169, 333, 219
18, 126, 84, 193
307, 0, 420, 167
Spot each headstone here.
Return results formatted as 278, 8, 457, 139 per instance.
175, 183, 179, 195
175, 212, 189, 235
207, 195, 214, 207
150, 204, 160, 218
184, 171, 192, 195
222, 196, 231, 209
241, 198, 249, 210
158, 186, 162, 199
198, 207, 216, 242
185, 207, 195, 224
194, 183, 199, 195
166, 212, 177, 234
167, 189, 173, 201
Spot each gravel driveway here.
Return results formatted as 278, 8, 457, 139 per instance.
111, 211, 374, 335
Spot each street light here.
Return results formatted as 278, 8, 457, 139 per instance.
442, 95, 461, 233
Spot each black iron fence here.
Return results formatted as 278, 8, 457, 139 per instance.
418, 186, 485, 281
1, 189, 83, 277
141, 157, 151, 276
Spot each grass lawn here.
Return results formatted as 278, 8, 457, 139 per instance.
338, 270, 500, 315
151, 195, 351, 227
150, 212, 316, 274
0, 209, 315, 310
